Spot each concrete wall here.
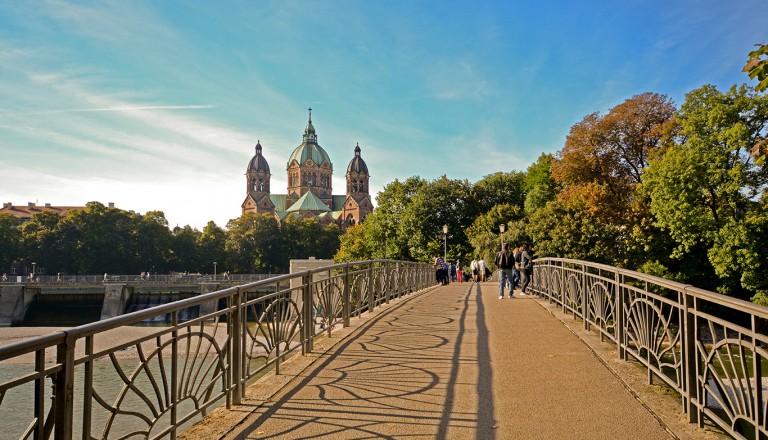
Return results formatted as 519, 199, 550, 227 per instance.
0, 285, 40, 326
100, 284, 134, 320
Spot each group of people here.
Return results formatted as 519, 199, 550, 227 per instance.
434, 257, 466, 285
495, 243, 534, 299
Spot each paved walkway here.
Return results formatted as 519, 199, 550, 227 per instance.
198, 281, 683, 440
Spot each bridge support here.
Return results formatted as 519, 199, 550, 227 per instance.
0, 285, 40, 326
100, 284, 134, 320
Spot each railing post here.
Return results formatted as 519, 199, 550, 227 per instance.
343, 263, 351, 327
232, 288, 242, 405
53, 333, 75, 440
614, 270, 625, 360
582, 263, 589, 331
368, 261, 375, 311
302, 271, 313, 354
170, 311, 179, 440
385, 261, 391, 304
682, 286, 700, 424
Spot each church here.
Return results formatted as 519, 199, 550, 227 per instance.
241, 110, 373, 228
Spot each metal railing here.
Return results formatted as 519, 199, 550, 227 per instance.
530, 258, 768, 440
0, 260, 433, 440
0, 274, 277, 285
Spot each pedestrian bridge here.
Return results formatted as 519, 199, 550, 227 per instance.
0, 259, 762, 439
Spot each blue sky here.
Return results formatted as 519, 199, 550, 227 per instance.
0, 1, 765, 229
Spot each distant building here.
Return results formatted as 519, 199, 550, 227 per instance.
0, 202, 116, 222
242, 109, 373, 228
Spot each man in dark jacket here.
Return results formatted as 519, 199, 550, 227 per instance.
494, 243, 515, 299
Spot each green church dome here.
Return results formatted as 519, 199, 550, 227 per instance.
287, 109, 333, 168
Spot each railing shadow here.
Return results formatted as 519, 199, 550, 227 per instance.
234, 282, 493, 439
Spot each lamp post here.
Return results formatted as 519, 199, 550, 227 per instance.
499, 224, 506, 251
213, 262, 217, 281
31, 262, 36, 281
442, 225, 448, 261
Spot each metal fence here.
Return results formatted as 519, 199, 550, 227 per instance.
0, 273, 277, 285
0, 260, 433, 440
530, 258, 768, 440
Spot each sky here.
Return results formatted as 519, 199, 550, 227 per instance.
0, 1, 765, 229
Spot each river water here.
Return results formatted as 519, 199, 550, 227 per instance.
0, 356, 225, 439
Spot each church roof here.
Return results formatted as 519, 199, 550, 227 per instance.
346, 143, 369, 174
332, 195, 346, 211
286, 191, 331, 213
247, 141, 270, 174
288, 143, 332, 168
287, 110, 332, 168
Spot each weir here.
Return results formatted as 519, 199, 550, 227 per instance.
0, 279, 276, 326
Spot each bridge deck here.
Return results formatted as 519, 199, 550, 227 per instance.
184, 282, 721, 440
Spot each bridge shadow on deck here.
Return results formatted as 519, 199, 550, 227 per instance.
221, 282, 677, 440
229, 282, 493, 439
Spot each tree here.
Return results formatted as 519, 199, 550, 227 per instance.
400, 176, 475, 263
198, 221, 226, 272
744, 43, 768, 92
360, 177, 428, 260
643, 84, 768, 298
20, 211, 65, 273
334, 224, 372, 263
225, 213, 282, 273
0, 213, 21, 273
171, 225, 201, 272
465, 203, 523, 268
551, 93, 677, 221
472, 171, 525, 214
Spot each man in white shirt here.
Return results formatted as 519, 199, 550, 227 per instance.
470, 258, 479, 282
478, 258, 487, 282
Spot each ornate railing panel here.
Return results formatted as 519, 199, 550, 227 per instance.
531, 258, 768, 439
0, 260, 432, 440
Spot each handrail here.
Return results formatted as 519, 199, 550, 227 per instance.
530, 257, 768, 438
0, 259, 434, 440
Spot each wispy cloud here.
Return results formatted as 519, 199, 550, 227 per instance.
0, 105, 214, 117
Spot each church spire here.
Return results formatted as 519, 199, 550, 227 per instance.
303, 107, 316, 142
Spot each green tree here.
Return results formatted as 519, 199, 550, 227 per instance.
472, 171, 525, 214
465, 203, 523, 268
334, 224, 372, 262
198, 221, 226, 273
360, 177, 428, 260
0, 213, 21, 273
643, 84, 768, 298
20, 211, 65, 274
400, 176, 475, 263
225, 213, 282, 273
171, 225, 201, 272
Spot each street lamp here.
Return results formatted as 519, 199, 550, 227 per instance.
213, 262, 217, 281
32, 262, 36, 281
499, 224, 506, 251
442, 225, 448, 261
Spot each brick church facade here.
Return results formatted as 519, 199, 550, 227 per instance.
241, 110, 373, 228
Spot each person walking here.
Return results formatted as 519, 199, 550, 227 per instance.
478, 258, 487, 282
495, 243, 515, 299
456, 259, 463, 283
470, 258, 479, 282
512, 246, 522, 289
520, 244, 534, 295
434, 255, 445, 285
